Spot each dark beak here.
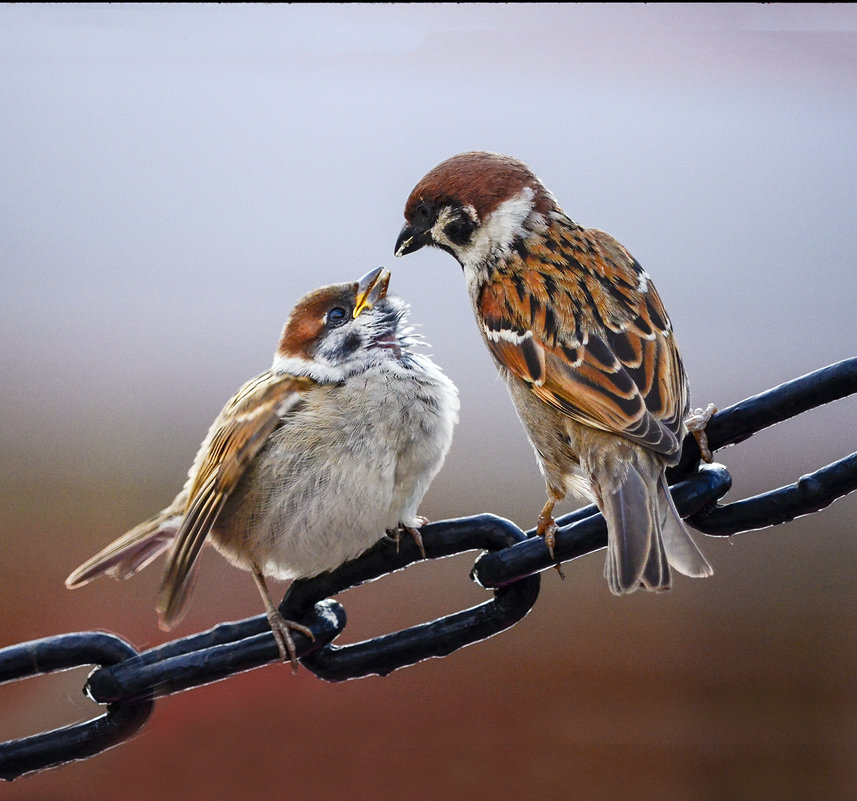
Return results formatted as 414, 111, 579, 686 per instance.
394, 222, 432, 257
354, 267, 391, 318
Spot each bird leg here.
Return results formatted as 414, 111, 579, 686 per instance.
686, 403, 718, 463
536, 497, 566, 578
536, 498, 558, 555
387, 517, 428, 559
252, 568, 315, 673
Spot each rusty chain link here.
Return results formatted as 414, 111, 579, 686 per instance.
2, 357, 855, 781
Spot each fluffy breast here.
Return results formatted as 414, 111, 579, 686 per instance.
210, 356, 459, 579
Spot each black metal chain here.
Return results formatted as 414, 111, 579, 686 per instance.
2, 357, 855, 781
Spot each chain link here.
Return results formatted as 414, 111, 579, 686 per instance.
0, 633, 152, 781
1, 357, 855, 780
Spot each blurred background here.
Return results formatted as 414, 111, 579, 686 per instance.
2, 4, 856, 799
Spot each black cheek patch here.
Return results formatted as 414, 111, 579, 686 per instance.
444, 217, 476, 246
336, 331, 362, 358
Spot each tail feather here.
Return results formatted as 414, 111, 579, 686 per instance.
602, 463, 656, 594
599, 457, 711, 595
657, 474, 713, 578
65, 511, 181, 589
640, 516, 671, 591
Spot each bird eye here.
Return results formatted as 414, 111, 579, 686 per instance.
416, 201, 433, 222
325, 306, 348, 327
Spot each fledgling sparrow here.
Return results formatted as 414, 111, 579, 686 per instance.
66, 268, 459, 666
394, 152, 711, 594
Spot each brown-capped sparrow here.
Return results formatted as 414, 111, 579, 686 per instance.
395, 151, 712, 594
66, 268, 459, 666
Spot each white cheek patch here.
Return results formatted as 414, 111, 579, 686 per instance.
429, 214, 448, 244
459, 187, 538, 273
485, 188, 536, 240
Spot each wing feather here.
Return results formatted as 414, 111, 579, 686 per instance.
480, 226, 688, 457
156, 371, 311, 628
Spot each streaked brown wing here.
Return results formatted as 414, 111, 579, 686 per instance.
479, 226, 688, 456
156, 371, 311, 628
535, 328, 684, 455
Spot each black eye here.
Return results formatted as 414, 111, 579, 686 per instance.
326, 306, 348, 327
444, 215, 476, 246
415, 201, 433, 223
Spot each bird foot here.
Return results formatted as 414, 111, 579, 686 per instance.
388, 518, 428, 559
536, 511, 558, 554
535, 512, 565, 579
686, 403, 717, 463
267, 609, 315, 673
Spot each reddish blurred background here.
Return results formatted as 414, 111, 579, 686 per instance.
2, 5, 856, 800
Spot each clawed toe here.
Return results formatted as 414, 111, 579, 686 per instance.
268, 610, 315, 673
388, 520, 428, 559
536, 499, 564, 578
405, 526, 426, 559
537, 515, 558, 559
686, 403, 718, 463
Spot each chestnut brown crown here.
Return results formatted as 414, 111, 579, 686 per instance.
395, 152, 556, 260
274, 268, 403, 378
405, 152, 554, 221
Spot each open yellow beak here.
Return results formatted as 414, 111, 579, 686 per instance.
353, 267, 391, 318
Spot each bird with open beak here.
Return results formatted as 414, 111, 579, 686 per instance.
67, 268, 459, 666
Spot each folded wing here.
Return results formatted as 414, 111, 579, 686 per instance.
478, 228, 688, 458
156, 372, 311, 628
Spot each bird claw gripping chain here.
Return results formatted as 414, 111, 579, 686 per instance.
2, 357, 856, 780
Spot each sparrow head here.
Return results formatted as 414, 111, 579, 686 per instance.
394, 151, 557, 269
274, 268, 414, 381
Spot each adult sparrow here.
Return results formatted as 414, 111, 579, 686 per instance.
66, 268, 459, 665
395, 152, 711, 594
